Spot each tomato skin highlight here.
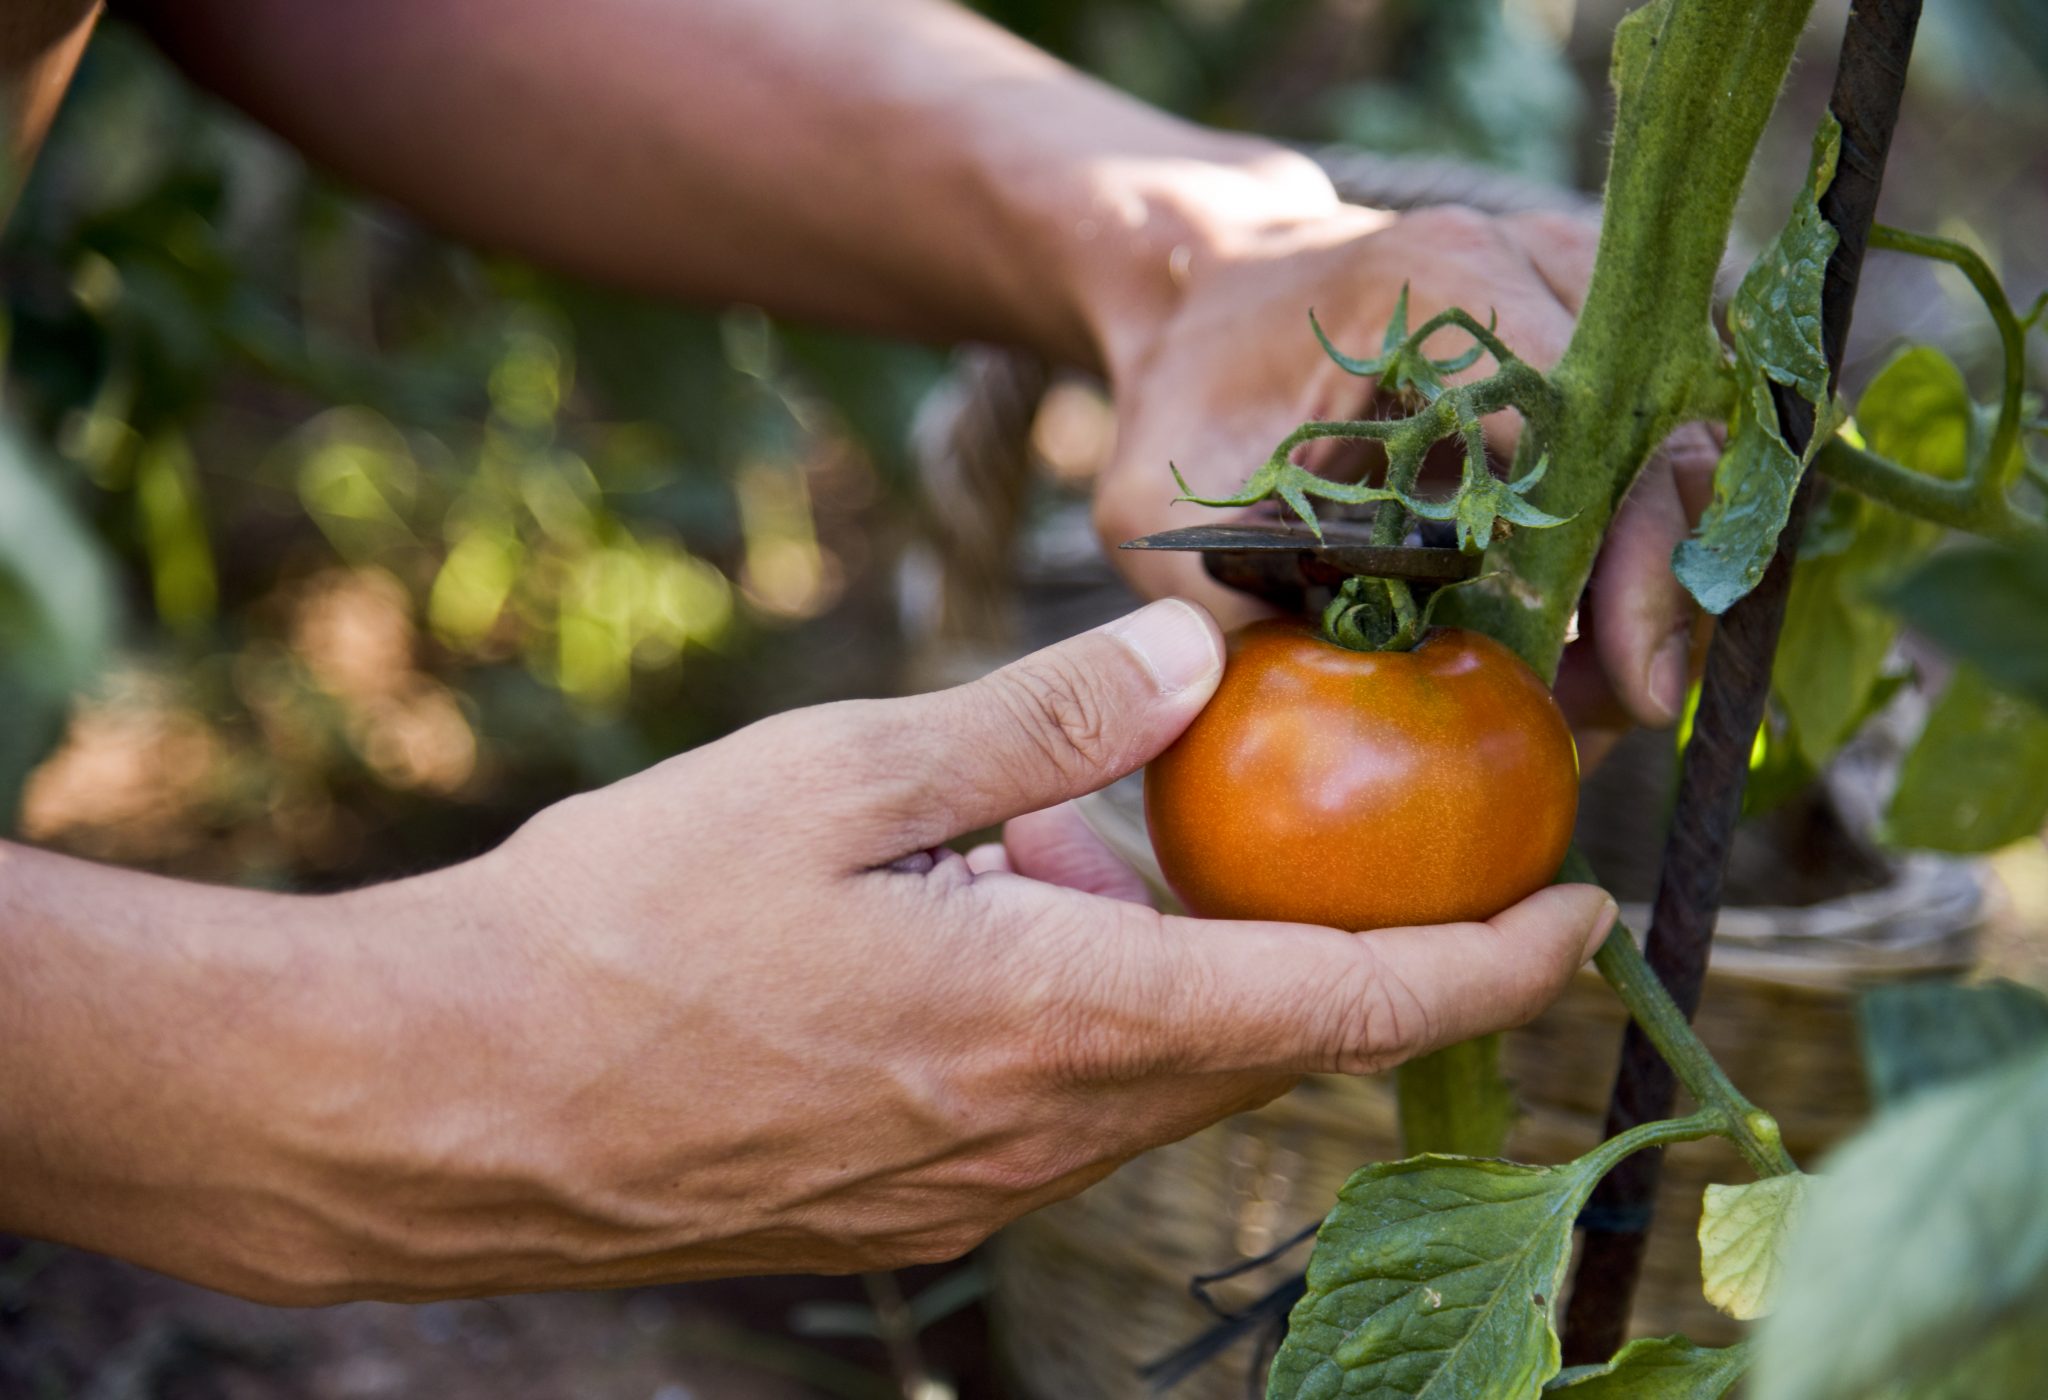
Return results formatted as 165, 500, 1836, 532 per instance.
1144, 621, 1579, 931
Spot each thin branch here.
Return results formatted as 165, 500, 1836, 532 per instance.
1867, 224, 2029, 503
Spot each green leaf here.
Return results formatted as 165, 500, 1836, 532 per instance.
1884, 541, 2048, 712
1268, 1156, 1578, 1399
1878, 1311, 2048, 1399
1772, 485, 1937, 768
1859, 979, 2048, 1110
1673, 115, 1842, 615
0, 422, 121, 826
1753, 1042, 2048, 1400
1885, 664, 2048, 852
1697, 1174, 1811, 1320
1268, 1119, 1703, 1400
1855, 346, 1975, 482
1546, 1336, 1749, 1398
1610, 0, 1675, 100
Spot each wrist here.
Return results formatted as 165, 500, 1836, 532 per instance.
1056, 137, 1348, 379
957, 69, 1347, 376
0, 846, 422, 1302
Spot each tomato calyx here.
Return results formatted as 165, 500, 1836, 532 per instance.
1322, 575, 1421, 652
1320, 571, 1495, 654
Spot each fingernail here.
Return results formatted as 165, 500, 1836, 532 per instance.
1104, 599, 1222, 695
1586, 896, 1620, 959
1647, 632, 1688, 725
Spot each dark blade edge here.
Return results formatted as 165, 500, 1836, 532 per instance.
1121, 526, 1478, 584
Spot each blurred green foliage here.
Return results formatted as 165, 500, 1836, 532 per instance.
0, 23, 947, 876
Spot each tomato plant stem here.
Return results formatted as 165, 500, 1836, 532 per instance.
1809, 225, 2047, 542
1440, 0, 1818, 678
1395, 1035, 1514, 1157
1588, 920, 1795, 1179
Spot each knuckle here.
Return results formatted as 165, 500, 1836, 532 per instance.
1315, 944, 1441, 1075
996, 653, 1116, 783
1025, 902, 1173, 1084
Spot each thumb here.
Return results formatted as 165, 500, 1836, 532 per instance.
858, 599, 1223, 857
1162, 884, 1620, 1077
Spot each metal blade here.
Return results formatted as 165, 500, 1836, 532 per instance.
1120, 522, 1479, 592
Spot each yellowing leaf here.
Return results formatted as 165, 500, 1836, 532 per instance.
1698, 1174, 1811, 1320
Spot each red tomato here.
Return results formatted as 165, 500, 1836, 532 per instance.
1145, 622, 1578, 930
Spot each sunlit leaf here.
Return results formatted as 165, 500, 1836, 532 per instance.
1884, 664, 2048, 852
1754, 1043, 2048, 1400
1775, 340, 1977, 762
1674, 115, 1841, 614
1546, 1335, 1749, 1398
1855, 346, 1974, 482
134, 430, 217, 630
1698, 1174, 1811, 1320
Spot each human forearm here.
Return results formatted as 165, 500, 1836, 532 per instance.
120, 0, 1336, 370
0, 606, 1613, 1304
0, 842, 482, 1301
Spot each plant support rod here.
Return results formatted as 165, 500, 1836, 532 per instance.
1561, 0, 1925, 1362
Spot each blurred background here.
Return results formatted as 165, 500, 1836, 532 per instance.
2, 1, 2044, 1396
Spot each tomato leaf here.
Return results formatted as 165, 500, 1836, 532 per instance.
1772, 351, 1958, 769
1697, 1174, 1811, 1320
1546, 1336, 1750, 1397
1268, 1156, 1579, 1399
1878, 1313, 2048, 1400
1854, 345, 1975, 482
1673, 115, 1841, 615
1858, 978, 2048, 1111
1267, 1123, 1696, 1400
1884, 664, 2048, 853
1883, 540, 2048, 713
1753, 1042, 2048, 1400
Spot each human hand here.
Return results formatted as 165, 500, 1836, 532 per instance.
184, 600, 1615, 1302
1090, 199, 1719, 752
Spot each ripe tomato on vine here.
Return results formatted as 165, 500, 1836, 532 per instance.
1145, 621, 1578, 932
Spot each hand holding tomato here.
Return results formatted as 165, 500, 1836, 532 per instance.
2, 600, 1616, 1303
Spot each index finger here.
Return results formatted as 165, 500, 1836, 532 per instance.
1008, 880, 1617, 1084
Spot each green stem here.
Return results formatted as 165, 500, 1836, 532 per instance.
1559, 847, 1794, 1177
1869, 224, 2028, 500
1592, 927, 1795, 1178
1442, 0, 1819, 677
1578, 1106, 1727, 1179
1807, 223, 2047, 540
1396, 1035, 1515, 1156
1813, 437, 2045, 541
